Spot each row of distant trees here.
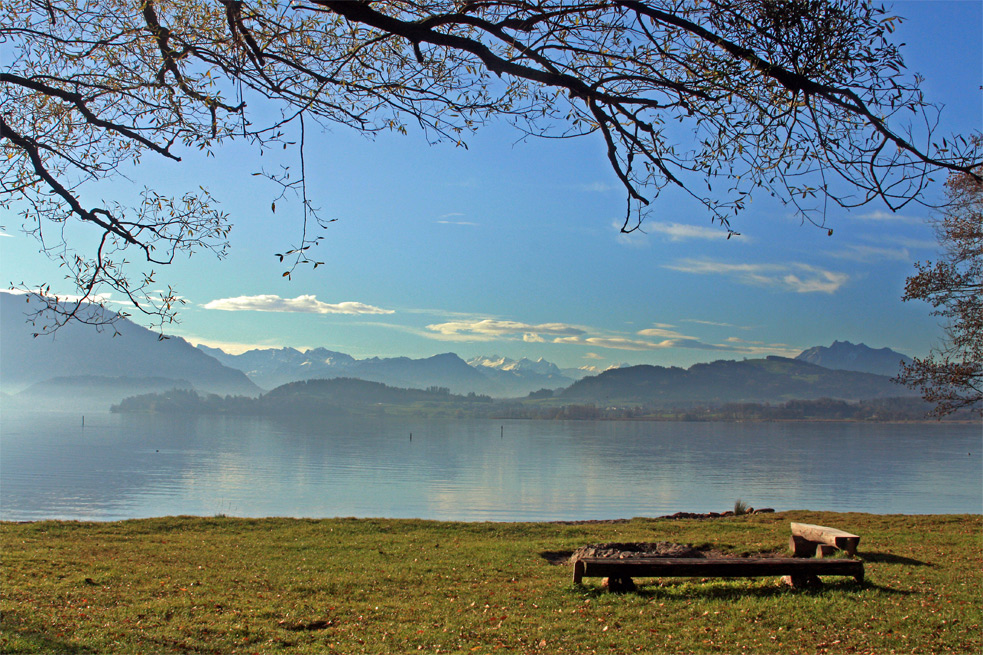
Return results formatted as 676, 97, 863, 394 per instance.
113, 387, 958, 422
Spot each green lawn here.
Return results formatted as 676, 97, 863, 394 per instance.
2, 511, 980, 653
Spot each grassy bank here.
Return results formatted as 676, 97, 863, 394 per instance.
2, 512, 980, 654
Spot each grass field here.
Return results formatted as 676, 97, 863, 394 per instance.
2, 511, 980, 653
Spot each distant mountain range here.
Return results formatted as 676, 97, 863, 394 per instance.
113, 378, 494, 417
0, 292, 259, 409
795, 340, 913, 377
114, 359, 923, 420
201, 341, 911, 400
1, 291, 917, 411
198, 346, 592, 396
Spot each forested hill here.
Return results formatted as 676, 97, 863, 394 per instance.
560, 356, 916, 405
111, 369, 951, 421
112, 378, 492, 416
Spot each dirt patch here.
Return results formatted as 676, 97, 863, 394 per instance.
540, 550, 576, 565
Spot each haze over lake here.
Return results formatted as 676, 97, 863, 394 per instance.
2, 411, 979, 522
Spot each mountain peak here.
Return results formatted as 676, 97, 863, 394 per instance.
795, 342, 912, 377
1, 292, 259, 403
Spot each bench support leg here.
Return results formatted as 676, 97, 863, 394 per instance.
603, 576, 636, 593
572, 560, 585, 584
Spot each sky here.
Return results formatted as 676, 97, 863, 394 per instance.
2, 1, 981, 372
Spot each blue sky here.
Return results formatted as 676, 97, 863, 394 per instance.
2, 1, 981, 372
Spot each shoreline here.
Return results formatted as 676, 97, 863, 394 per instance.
4, 509, 983, 526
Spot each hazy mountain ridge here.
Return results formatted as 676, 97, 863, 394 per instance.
0, 292, 260, 407
561, 356, 916, 406
200, 347, 577, 396
112, 378, 493, 417
6, 376, 194, 412
197, 345, 358, 389
111, 371, 938, 422
795, 340, 913, 377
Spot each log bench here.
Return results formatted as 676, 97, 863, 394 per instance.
790, 522, 861, 557
572, 556, 864, 588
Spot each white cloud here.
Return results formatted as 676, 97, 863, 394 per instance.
858, 233, 938, 250
613, 220, 650, 248
4, 288, 114, 304
852, 210, 925, 225
421, 312, 799, 356
182, 337, 299, 355
683, 319, 752, 330
647, 221, 740, 242
552, 335, 669, 351
436, 212, 478, 226
202, 294, 394, 315
828, 244, 912, 262
553, 335, 736, 352
636, 327, 688, 339
426, 319, 585, 341
579, 181, 615, 193
781, 265, 850, 294
0, 231, 12, 238
666, 259, 849, 294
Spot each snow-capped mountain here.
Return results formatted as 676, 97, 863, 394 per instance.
468, 355, 564, 376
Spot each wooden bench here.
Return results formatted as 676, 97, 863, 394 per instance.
572, 556, 864, 586
790, 522, 861, 557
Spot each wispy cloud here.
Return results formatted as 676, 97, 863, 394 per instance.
721, 338, 799, 357
647, 221, 741, 242
553, 334, 748, 352
666, 259, 849, 294
827, 244, 913, 262
4, 288, 114, 304
553, 335, 671, 351
426, 319, 586, 342
579, 181, 616, 193
780, 265, 850, 293
0, 231, 12, 238
203, 294, 394, 315
636, 326, 689, 339
860, 234, 938, 250
683, 319, 753, 330
436, 212, 479, 226
421, 312, 799, 356
181, 337, 299, 355
852, 210, 926, 225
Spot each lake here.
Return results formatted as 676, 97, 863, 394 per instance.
0, 411, 980, 521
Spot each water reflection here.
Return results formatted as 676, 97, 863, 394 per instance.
1, 410, 980, 521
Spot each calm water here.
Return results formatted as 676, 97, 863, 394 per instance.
1, 411, 980, 521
